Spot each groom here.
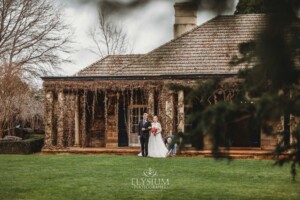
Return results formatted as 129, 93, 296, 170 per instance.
138, 113, 152, 157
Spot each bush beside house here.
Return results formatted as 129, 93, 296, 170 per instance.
0, 134, 44, 154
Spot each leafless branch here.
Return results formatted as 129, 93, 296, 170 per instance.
87, 6, 131, 58
0, 0, 73, 78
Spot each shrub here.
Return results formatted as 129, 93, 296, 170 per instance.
0, 134, 44, 154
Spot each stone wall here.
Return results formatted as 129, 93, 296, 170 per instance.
64, 93, 75, 146
260, 120, 283, 150
105, 92, 118, 147
89, 92, 106, 147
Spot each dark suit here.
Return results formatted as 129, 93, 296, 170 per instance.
138, 120, 152, 157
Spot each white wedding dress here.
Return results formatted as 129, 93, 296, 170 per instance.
148, 122, 168, 158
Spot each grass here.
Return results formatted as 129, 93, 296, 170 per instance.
0, 155, 299, 200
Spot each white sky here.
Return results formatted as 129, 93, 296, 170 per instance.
59, 0, 238, 76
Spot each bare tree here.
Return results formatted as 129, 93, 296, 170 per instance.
0, 71, 28, 137
88, 7, 131, 57
18, 88, 44, 131
0, 0, 72, 78
0, 0, 72, 137
0, 66, 46, 138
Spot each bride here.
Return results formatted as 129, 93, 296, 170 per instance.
148, 116, 168, 158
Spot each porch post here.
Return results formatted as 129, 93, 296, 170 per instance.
81, 91, 87, 147
203, 134, 213, 150
290, 115, 299, 145
261, 119, 282, 150
105, 91, 118, 147
67, 93, 75, 146
165, 90, 175, 135
148, 89, 155, 118
57, 91, 65, 147
74, 94, 80, 147
44, 90, 54, 148
104, 91, 108, 146
177, 90, 185, 133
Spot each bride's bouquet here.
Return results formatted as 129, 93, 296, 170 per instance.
150, 128, 158, 136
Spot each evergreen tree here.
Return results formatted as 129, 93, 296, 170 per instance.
186, 0, 300, 180
235, 0, 270, 14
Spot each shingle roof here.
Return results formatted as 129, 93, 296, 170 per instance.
76, 55, 142, 76
77, 14, 267, 77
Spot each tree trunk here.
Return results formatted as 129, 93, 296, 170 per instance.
0, 127, 3, 138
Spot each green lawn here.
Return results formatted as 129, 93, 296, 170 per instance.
0, 155, 299, 200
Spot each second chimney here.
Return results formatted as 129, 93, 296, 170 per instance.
174, 2, 197, 38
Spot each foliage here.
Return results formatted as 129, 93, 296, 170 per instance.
235, 0, 271, 14
79, 0, 236, 16
0, 155, 299, 200
186, 0, 300, 180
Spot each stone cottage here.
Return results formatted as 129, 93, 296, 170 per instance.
42, 3, 286, 151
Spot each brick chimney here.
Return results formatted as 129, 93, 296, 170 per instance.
174, 2, 197, 38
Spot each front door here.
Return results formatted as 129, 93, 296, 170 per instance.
128, 106, 147, 146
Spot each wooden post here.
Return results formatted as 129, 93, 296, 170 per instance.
44, 90, 54, 148
74, 94, 80, 147
57, 91, 65, 147
177, 90, 185, 133
148, 89, 155, 118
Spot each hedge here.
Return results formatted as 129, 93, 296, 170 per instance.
0, 134, 44, 154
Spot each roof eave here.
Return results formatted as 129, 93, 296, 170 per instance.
41, 73, 238, 81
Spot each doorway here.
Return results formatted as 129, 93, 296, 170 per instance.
118, 97, 128, 147
128, 106, 147, 146
223, 115, 261, 147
